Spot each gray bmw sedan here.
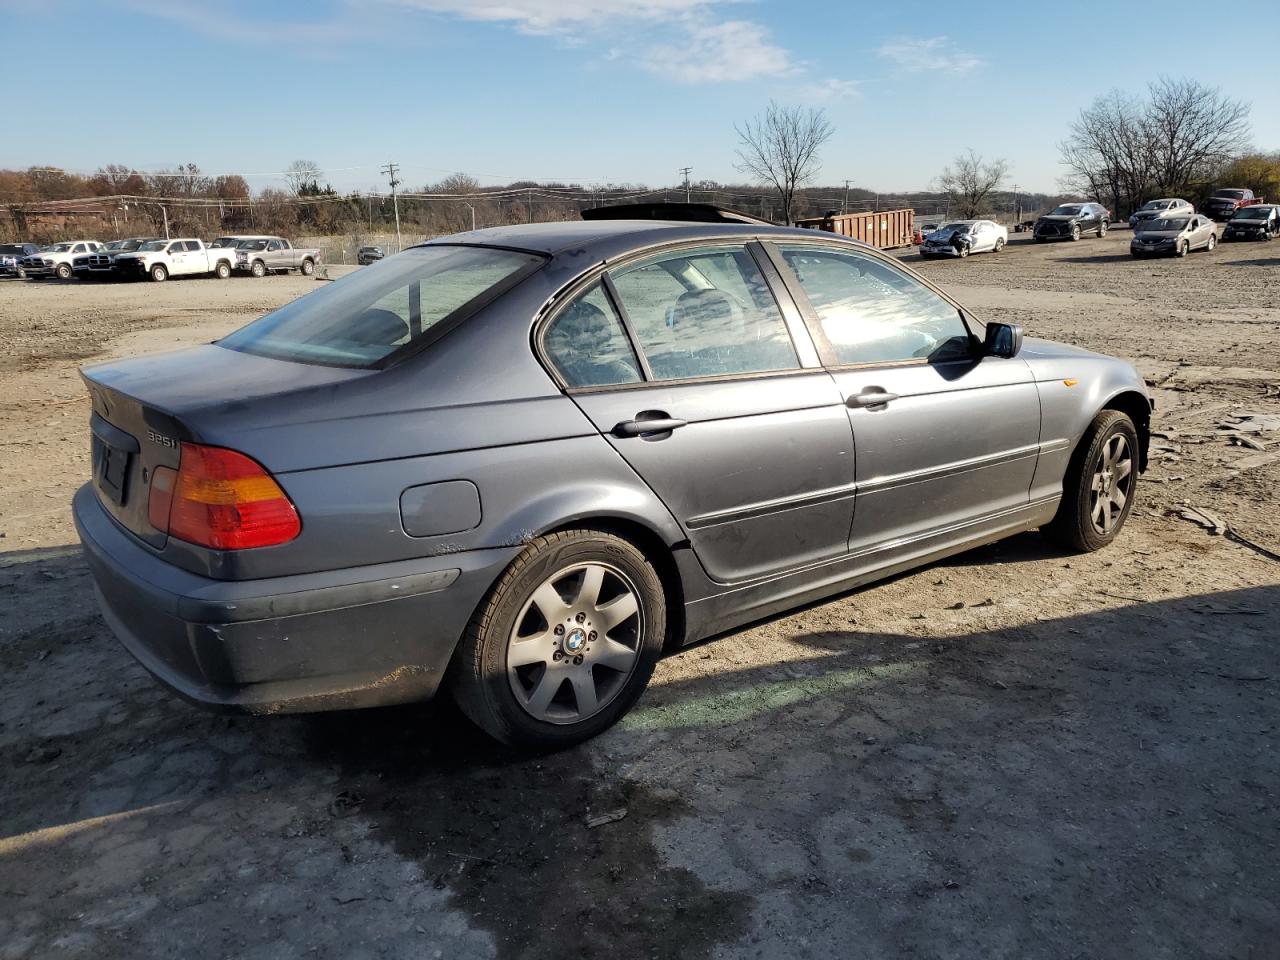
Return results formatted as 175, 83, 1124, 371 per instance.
74, 206, 1151, 748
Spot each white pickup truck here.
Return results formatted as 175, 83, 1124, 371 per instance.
112, 238, 237, 282
20, 240, 105, 280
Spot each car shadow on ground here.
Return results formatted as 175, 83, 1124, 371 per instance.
2, 544, 1278, 959
1055, 253, 1147, 264
1221, 255, 1280, 267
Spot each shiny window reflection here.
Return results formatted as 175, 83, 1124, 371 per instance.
778, 246, 971, 365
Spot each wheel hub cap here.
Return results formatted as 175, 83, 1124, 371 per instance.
563, 627, 587, 655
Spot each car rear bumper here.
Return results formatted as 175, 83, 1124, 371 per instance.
73, 483, 519, 715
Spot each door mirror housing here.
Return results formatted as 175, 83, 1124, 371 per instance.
983, 322, 1023, 358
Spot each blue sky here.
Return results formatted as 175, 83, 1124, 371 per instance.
4, 0, 1279, 195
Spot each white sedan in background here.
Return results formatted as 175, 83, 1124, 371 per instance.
919, 219, 1008, 258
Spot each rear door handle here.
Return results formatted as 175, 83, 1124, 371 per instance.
613, 415, 688, 438
847, 389, 900, 409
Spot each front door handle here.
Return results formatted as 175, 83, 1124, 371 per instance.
847, 389, 900, 409
613, 413, 688, 438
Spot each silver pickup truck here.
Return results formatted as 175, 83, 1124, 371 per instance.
233, 237, 323, 277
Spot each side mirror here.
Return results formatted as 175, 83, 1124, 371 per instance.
984, 322, 1023, 358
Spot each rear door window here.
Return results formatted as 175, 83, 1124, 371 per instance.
607, 245, 798, 381
220, 245, 543, 367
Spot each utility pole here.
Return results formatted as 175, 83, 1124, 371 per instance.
842, 179, 851, 213
381, 162, 402, 252
679, 167, 692, 203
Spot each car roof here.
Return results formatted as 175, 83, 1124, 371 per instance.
421, 219, 851, 258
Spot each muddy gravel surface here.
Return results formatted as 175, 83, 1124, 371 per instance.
1, 233, 1277, 959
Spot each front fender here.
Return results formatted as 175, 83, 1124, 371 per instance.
1025, 351, 1150, 503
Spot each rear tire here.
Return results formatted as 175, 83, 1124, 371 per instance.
994, 238, 1006, 252
1043, 410, 1139, 552
150, 263, 168, 282
1206, 233, 1217, 252
1098, 220, 1108, 238
449, 528, 666, 750
299, 258, 314, 276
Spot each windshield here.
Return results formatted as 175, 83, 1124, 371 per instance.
47, 243, 74, 252
1212, 190, 1246, 200
1148, 218, 1188, 231
1140, 201, 1170, 211
0, 244, 28, 255
138, 240, 167, 251
1049, 205, 1083, 216
220, 245, 544, 367
237, 239, 268, 251
938, 223, 968, 233
210, 237, 238, 247
1234, 207, 1269, 219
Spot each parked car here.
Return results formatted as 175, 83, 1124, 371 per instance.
358, 245, 385, 265
113, 238, 237, 282
72, 237, 158, 281
74, 213, 1151, 748
20, 240, 105, 279
1128, 199, 1194, 231
919, 220, 1007, 258
234, 237, 322, 277
1130, 213, 1217, 258
0, 242, 39, 279
1034, 203, 1109, 241
1223, 204, 1279, 241
1204, 188, 1263, 222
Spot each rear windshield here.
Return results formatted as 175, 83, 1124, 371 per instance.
1213, 190, 1246, 199
219, 245, 543, 367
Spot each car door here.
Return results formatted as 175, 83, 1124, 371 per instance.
543, 242, 857, 584
767, 241, 1042, 560
265, 239, 285, 271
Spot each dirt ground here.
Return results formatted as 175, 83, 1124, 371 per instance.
1, 230, 1277, 960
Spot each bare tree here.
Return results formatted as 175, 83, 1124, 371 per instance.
284, 159, 323, 196
1060, 79, 1250, 215
936, 150, 1009, 219
734, 102, 833, 224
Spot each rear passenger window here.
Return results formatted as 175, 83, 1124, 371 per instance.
543, 285, 642, 388
777, 245, 972, 366
608, 246, 798, 381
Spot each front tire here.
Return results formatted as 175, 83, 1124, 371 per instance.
55, 263, 72, 280
449, 528, 666, 749
1043, 410, 1138, 552
1070, 225, 1081, 241
150, 263, 168, 282
1175, 241, 1189, 258
215, 261, 231, 279
250, 260, 266, 278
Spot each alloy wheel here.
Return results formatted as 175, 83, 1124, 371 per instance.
1089, 434, 1132, 535
506, 562, 643, 724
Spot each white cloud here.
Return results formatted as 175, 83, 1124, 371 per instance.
790, 77, 861, 102
642, 19, 794, 84
392, 0, 729, 35
877, 36, 984, 75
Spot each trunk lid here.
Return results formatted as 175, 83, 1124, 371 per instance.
81, 344, 371, 547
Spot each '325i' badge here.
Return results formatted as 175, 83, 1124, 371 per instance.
146, 429, 178, 449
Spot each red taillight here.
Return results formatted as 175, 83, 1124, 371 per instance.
152, 443, 301, 550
